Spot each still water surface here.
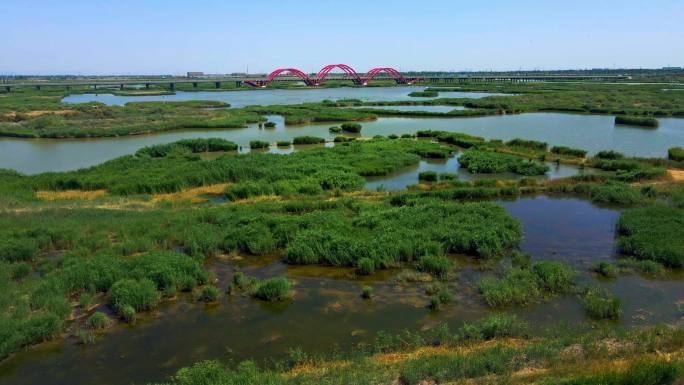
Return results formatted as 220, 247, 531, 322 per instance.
2, 113, 683, 174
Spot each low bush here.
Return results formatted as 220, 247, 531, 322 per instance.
408, 90, 438, 97
582, 286, 622, 320
263, 121, 276, 128
592, 261, 619, 278
416, 255, 453, 277
108, 278, 159, 315
292, 136, 325, 145
458, 149, 549, 176
249, 140, 270, 149
11, 262, 31, 280
198, 285, 220, 302
615, 115, 659, 128
86, 311, 110, 329
253, 277, 292, 301
595, 150, 625, 160
357, 258, 375, 275
341, 123, 362, 133
617, 206, 684, 267
418, 171, 438, 182
550, 145, 587, 158
328, 126, 342, 133
506, 138, 548, 151
361, 285, 373, 299
668, 147, 684, 162
276, 140, 291, 147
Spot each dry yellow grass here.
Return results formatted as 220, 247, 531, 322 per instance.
668, 169, 684, 182
4, 109, 77, 118
151, 183, 229, 203
36, 189, 107, 200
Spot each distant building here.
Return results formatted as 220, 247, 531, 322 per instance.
186, 72, 205, 78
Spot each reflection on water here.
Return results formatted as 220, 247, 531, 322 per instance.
0, 195, 682, 385
61, 87, 506, 107
365, 155, 586, 191
2, 112, 683, 174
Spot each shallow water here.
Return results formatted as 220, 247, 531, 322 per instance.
2, 113, 683, 174
61, 87, 506, 107
0, 195, 681, 385
365, 155, 586, 191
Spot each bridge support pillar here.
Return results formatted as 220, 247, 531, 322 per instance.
66, 85, 70, 91
192, 82, 198, 88
169, 82, 175, 91
215, 81, 221, 89
235, 81, 242, 87
145, 83, 150, 89
93, 84, 97, 90
120, 84, 124, 90
35, 85, 41, 90
4, 86, 10, 92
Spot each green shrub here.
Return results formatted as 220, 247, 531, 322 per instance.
120, 305, 136, 323
249, 140, 270, 149
439, 172, 458, 181
506, 138, 548, 151
428, 296, 441, 310
592, 262, 619, 278
136, 138, 238, 157
458, 149, 549, 176
253, 277, 292, 301
583, 287, 622, 320
618, 206, 684, 268
198, 285, 220, 302
340, 123, 362, 133
459, 314, 526, 341
292, 136, 325, 145
615, 115, 659, 128
328, 126, 342, 133
510, 251, 531, 269
668, 147, 684, 162
263, 121, 276, 128
276, 140, 291, 147
361, 285, 373, 299
588, 182, 643, 204
408, 90, 438, 97
550, 145, 587, 158
417, 255, 453, 277
616, 258, 666, 275
418, 171, 438, 182
357, 258, 375, 275
108, 278, 159, 315
595, 150, 624, 160
86, 311, 110, 329
11, 262, 31, 280
532, 261, 576, 293
564, 360, 681, 385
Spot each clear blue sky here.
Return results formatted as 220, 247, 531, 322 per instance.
3, 0, 683, 75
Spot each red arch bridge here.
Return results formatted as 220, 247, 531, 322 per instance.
244, 64, 422, 87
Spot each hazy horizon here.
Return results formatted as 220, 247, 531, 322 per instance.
4, 0, 683, 75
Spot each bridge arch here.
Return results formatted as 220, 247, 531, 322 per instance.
267, 68, 316, 86
316, 64, 363, 85
365, 67, 418, 85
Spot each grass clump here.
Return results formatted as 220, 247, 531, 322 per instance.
615, 115, 659, 128
263, 121, 276, 128
86, 311, 111, 330
198, 285, 220, 302
592, 261, 619, 278
356, 257, 375, 275
479, 261, 575, 307
253, 277, 292, 301
361, 285, 373, 299
506, 138, 548, 151
408, 90, 438, 97
249, 140, 270, 149
276, 140, 291, 147
416, 255, 454, 277
108, 278, 159, 316
596, 150, 625, 160
458, 149, 549, 176
292, 136, 325, 145
340, 123, 362, 133
617, 206, 684, 268
668, 147, 684, 162
550, 145, 587, 158
582, 286, 622, 320
418, 171, 438, 182
328, 126, 342, 133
